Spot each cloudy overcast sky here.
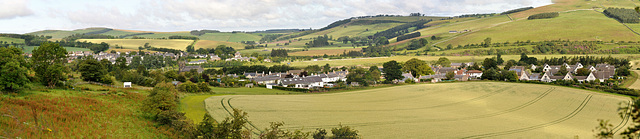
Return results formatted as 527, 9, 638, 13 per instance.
0, 0, 552, 34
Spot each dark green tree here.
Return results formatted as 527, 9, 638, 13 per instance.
481, 68, 498, 80
383, 60, 403, 82
0, 46, 30, 92
576, 68, 591, 76
483, 58, 498, 70
78, 56, 109, 83
31, 42, 68, 87
435, 57, 451, 67
496, 54, 504, 65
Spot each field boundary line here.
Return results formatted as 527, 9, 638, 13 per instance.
462, 94, 593, 139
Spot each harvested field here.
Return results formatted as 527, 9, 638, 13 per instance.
205, 82, 631, 138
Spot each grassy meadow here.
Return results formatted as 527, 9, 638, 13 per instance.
27, 28, 111, 39
205, 82, 631, 138
194, 40, 245, 50
21, 46, 90, 53
0, 37, 25, 44
79, 39, 194, 50
445, 10, 640, 46
0, 83, 166, 138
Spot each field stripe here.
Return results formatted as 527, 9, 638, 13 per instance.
461, 94, 593, 139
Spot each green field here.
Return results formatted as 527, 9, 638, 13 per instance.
27, 28, 111, 39
21, 46, 90, 53
194, 40, 246, 50
79, 39, 194, 50
251, 54, 640, 68
445, 10, 640, 46
0, 37, 25, 44
204, 82, 631, 138
180, 87, 299, 123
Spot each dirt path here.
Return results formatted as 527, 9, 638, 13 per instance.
629, 70, 640, 90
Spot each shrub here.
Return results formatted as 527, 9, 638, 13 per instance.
178, 81, 199, 93
198, 82, 211, 92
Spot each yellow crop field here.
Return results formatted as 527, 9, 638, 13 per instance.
205, 82, 631, 138
79, 39, 194, 50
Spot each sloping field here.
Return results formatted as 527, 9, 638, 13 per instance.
0, 37, 25, 44
205, 82, 631, 138
289, 48, 362, 56
445, 10, 640, 46
79, 39, 193, 50
27, 28, 110, 39
194, 40, 245, 50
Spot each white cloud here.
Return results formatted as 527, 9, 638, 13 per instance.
0, 0, 34, 19
0, 0, 553, 33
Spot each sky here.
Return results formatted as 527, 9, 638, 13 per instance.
0, 0, 553, 34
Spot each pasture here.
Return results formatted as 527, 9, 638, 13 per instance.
204, 82, 631, 138
22, 46, 90, 53
79, 39, 194, 50
194, 40, 245, 50
289, 48, 363, 56
445, 10, 640, 46
0, 37, 25, 44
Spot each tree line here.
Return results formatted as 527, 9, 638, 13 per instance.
63, 33, 116, 42
373, 19, 431, 40
189, 29, 220, 36
168, 35, 199, 40
396, 32, 421, 42
603, 7, 640, 23
500, 7, 533, 15
528, 12, 559, 20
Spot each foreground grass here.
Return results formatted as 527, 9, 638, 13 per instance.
0, 84, 166, 138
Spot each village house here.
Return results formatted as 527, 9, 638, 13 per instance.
280, 76, 324, 89
466, 70, 483, 78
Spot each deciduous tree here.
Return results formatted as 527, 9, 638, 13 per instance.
31, 42, 68, 87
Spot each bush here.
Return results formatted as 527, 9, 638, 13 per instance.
528, 12, 559, 20
198, 82, 211, 92
178, 81, 199, 93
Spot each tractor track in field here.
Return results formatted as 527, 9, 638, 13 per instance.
258, 87, 556, 129
613, 100, 632, 134
461, 94, 593, 139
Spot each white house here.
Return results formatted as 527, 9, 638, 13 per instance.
124, 82, 132, 88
